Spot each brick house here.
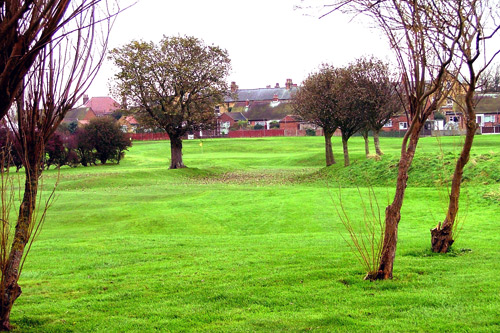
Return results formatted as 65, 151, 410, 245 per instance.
219, 112, 247, 134
475, 93, 500, 128
279, 115, 301, 130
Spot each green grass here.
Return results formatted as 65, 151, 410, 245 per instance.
9, 135, 500, 331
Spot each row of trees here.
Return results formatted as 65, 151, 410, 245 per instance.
293, 57, 400, 167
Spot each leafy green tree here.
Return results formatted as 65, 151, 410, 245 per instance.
292, 65, 343, 166
269, 121, 280, 129
351, 57, 401, 157
110, 36, 231, 169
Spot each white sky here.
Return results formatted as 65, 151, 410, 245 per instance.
87, 0, 392, 98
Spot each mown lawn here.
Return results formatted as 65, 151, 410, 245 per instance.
10, 135, 500, 331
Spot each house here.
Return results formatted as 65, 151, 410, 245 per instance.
61, 107, 96, 126
222, 79, 298, 129
475, 93, 500, 126
219, 112, 247, 135
82, 95, 121, 117
279, 115, 302, 131
118, 115, 139, 133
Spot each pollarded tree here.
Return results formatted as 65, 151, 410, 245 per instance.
292, 64, 343, 166
322, 0, 462, 279
431, 0, 500, 253
110, 36, 231, 169
1, 2, 114, 328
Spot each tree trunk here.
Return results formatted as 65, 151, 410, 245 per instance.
431, 95, 477, 253
373, 130, 383, 156
375, 123, 422, 280
324, 131, 336, 166
362, 130, 370, 158
169, 135, 186, 169
1, 167, 39, 330
342, 136, 350, 167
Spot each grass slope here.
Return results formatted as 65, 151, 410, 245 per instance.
10, 135, 500, 331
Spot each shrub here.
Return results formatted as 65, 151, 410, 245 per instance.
253, 124, 265, 130
306, 128, 316, 136
269, 121, 280, 129
80, 117, 132, 164
75, 128, 96, 167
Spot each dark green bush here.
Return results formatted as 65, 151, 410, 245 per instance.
306, 128, 316, 136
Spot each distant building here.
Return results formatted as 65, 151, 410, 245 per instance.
118, 115, 139, 133
475, 93, 500, 127
82, 95, 121, 117
221, 79, 298, 129
219, 112, 247, 134
61, 107, 96, 126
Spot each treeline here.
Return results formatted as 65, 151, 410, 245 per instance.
0, 117, 131, 170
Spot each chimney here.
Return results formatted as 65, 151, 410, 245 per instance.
83, 94, 89, 105
286, 79, 293, 90
266, 85, 271, 89
275, 83, 280, 88
245, 99, 250, 107
273, 94, 279, 102
231, 81, 238, 93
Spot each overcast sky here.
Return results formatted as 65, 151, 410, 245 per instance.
87, 0, 392, 98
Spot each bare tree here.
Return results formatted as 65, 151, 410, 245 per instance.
292, 64, 343, 166
0, 0, 113, 122
110, 36, 231, 169
431, 0, 500, 253
321, 0, 462, 279
0, 2, 114, 329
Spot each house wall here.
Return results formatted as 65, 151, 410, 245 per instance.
381, 115, 409, 132
280, 121, 300, 130
84, 109, 97, 122
219, 113, 238, 127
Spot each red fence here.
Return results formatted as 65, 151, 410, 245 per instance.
481, 126, 500, 134
128, 133, 170, 141
228, 129, 285, 138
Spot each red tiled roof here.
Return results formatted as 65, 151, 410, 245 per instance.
84, 97, 120, 116
125, 116, 138, 125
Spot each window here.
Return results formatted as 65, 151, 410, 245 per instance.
399, 122, 408, 130
484, 115, 495, 122
449, 116, 459, 122
383, 119, 393, 127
